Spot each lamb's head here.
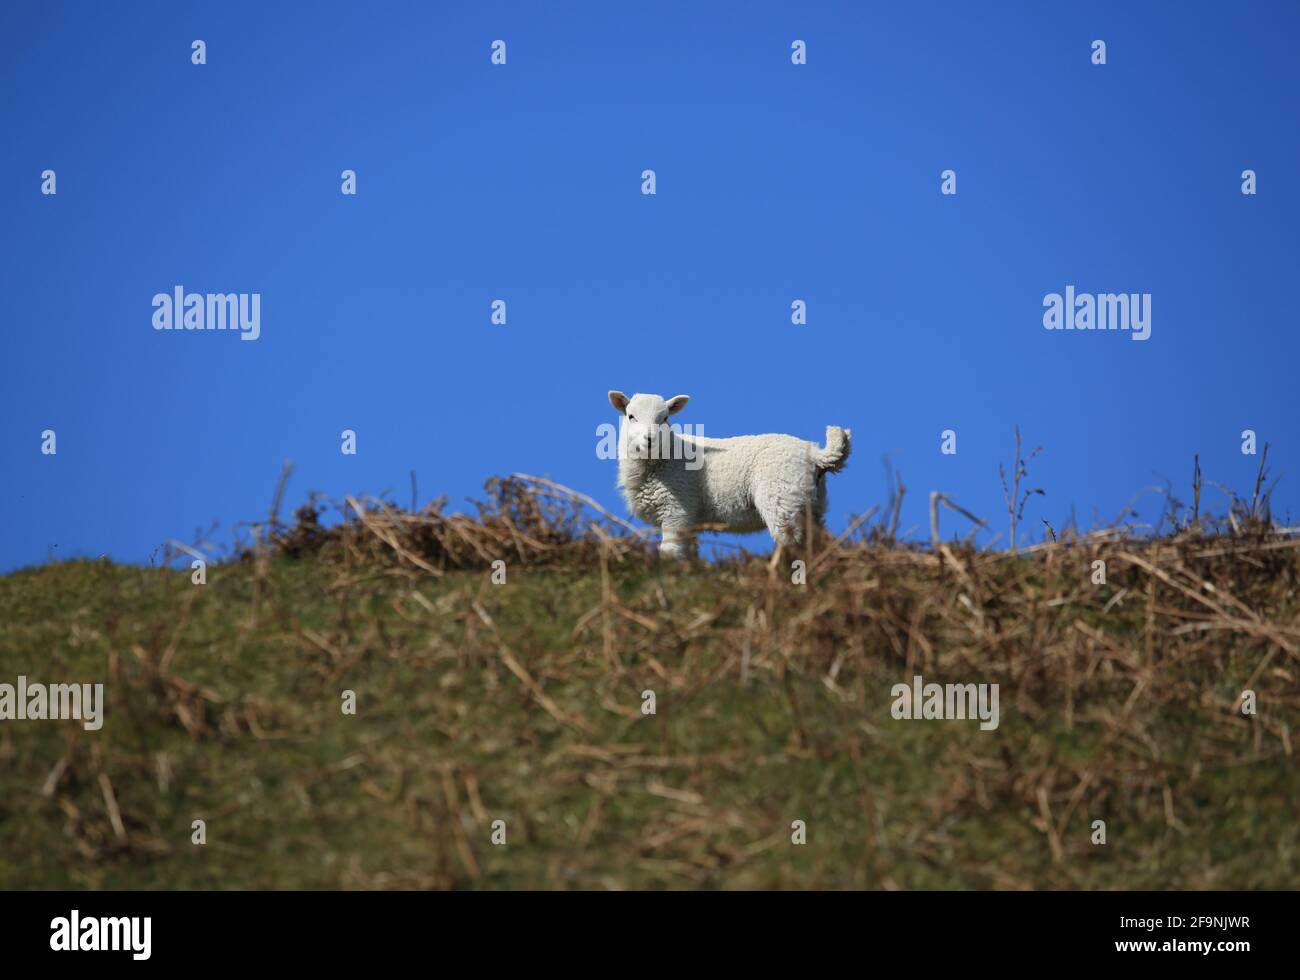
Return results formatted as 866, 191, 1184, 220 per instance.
607, 391, 690, 460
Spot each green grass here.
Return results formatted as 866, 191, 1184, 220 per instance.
1, 538, 1297, 890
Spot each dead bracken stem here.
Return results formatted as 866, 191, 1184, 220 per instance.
999, 426, 1044, 554
929, 491, 988, 548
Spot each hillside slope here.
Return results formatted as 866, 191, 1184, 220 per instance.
2, 489, 1298, 889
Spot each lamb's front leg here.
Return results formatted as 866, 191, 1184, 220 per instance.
658, 516, 697, 560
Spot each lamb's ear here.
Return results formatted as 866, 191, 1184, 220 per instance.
665, 395, 690, 416
608, 390, 630, 413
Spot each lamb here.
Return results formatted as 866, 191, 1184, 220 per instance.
606, 390, 852, 559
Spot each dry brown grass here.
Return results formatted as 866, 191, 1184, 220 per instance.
3, 450, 1297, 889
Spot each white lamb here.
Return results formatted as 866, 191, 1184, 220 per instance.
607, 391, 852, 559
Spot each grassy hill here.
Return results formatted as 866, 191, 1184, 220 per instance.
2, 476, 1298, 889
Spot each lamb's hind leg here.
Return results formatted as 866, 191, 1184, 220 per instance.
756, 488, 804, 573
765, 521, 803, 575
755, 485, 800, 544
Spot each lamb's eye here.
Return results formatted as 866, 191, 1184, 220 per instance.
628, 415, 635, 422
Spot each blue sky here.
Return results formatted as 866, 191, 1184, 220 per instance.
2, 1, 1297, 570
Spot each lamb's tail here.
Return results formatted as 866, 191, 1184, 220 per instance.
814, 426, 852, 473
